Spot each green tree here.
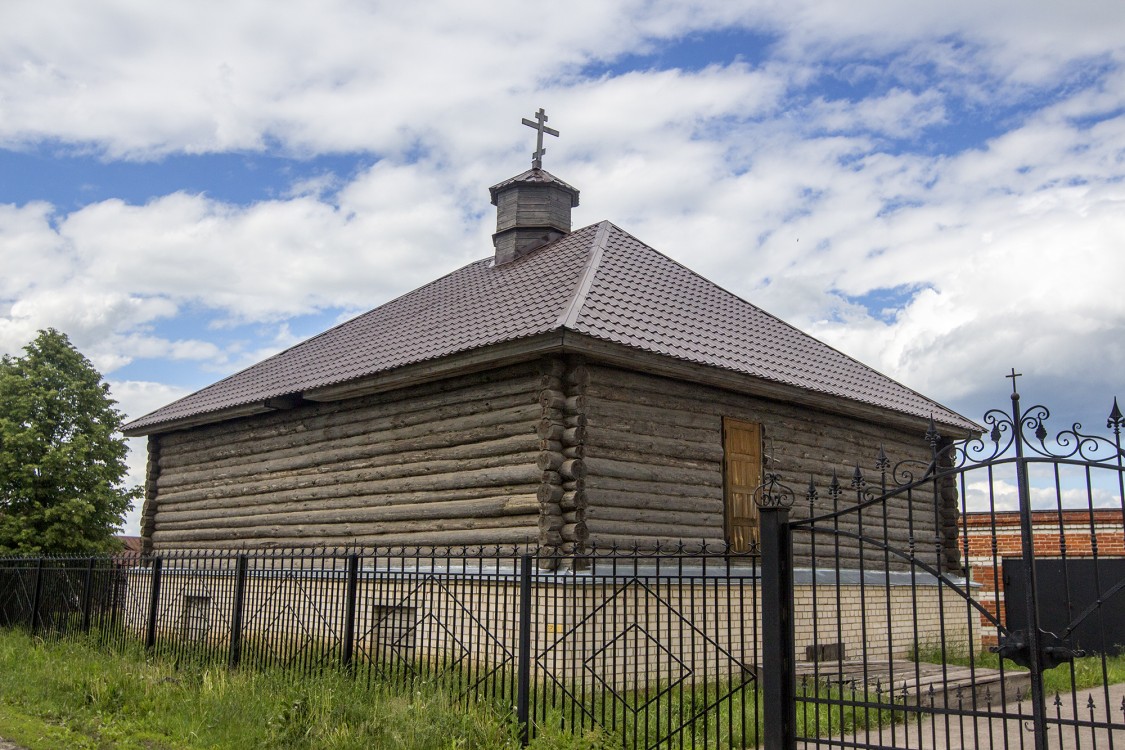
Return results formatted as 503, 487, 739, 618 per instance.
0, 329, 138, 554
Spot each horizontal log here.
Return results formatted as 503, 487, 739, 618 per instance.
563, 445, 585, 459
539, 528, 563, 546
539, 514, 563, 532
587, 363, 924, 449
560, 459, 586, 481
153, 512, 539, 542
560, 490, 587, 511
154, 481, 538, 517
160, 363, 542, 454
537, 420, 564, 441
536, 452, 565, 472
583, 457, 719, 487
160, 445, 540, 503
562, 521, 587, 540
565, 414, 587, 429
565, 395, 587, 412
585, 407, 716, 445
584, 504, 724, 529
562, 426, 586, 445
594, 489, 723, 516
586, 427, 724, 464
585, 475, 721, 502
586, 445, 716, 474
160, 428, 542, 491
157, 463, 542, 505
539, 391, 567, 411
159, 399, 540, 477
537, 484, 564, 504
585, 392, 719, 431
153, 524, 540, 550
158, 494, 541, 531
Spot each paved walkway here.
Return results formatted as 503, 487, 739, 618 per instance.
801, 682, 1125, 749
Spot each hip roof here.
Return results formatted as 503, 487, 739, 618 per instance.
124, 221, 977, 434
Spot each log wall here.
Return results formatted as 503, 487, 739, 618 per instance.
143, 355, 957, 568
578, 364, 952, 569
146, 363, 551, 550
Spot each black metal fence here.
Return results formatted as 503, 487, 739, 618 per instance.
5, 386, 1125, 749
756, 384, 1125, 749
0, 544, 763, 749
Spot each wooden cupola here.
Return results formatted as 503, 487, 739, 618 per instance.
489, 168, 580, 265
490, 107, 580, 265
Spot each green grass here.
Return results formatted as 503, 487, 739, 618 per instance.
795, 680, 901, 738
0, 627, 900, 749
16, 627, 1072, 749
909, 641, 1125, 694
0, 629, 610, 750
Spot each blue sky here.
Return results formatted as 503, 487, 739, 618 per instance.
2, 1, 1123, 532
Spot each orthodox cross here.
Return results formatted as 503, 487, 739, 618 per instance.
522, 108, 559, 169
1006, 367, 1022, 394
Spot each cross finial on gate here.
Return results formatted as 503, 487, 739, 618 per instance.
1006, 368, 1022, 394
521, 108, 559, 169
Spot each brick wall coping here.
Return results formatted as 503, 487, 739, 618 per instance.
962, 509, 1124, 528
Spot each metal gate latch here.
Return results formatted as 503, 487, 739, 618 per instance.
991, 630, 1085, 670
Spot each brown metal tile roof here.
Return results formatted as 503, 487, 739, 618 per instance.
125, 220, 975, 433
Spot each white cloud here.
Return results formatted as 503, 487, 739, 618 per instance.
0, 0, 1123, 500
809, 89, 947, 139
964, 476, 1120, 513
2, 1, 1120, 158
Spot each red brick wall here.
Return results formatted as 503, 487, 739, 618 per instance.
963, 510, 1125, 645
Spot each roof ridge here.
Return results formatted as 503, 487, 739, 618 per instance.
555, 220, 611, 330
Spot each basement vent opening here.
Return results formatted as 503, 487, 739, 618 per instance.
371, 605, 416, 655
181, 594, 212, 642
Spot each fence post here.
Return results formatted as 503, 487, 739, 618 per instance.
229, 554, 249, 668
30, 558, 44, 634
341, 553, 360, 671
81, 557, 95, 633
1009, 386, 1049, 750
760, 505, 796, 750
145, 557, 163, 650
516, 553, 533, 747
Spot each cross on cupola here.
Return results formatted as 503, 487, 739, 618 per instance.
522, 107, 559, 169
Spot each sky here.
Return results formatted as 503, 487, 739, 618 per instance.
2, 1, 1124, 534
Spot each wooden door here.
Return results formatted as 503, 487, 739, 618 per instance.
723, 418, 762, 552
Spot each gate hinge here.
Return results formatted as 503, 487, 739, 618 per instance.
990, 629, 1086, 670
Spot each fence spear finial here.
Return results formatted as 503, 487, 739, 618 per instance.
1107, 397, 1123, 432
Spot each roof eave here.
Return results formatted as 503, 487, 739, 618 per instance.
558, 332, 982, 438
123, 327, 980, 440
121, 402, 275, 437
122, 331, 570, 436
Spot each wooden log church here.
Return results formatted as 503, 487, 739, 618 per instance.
124, 111, 978, 561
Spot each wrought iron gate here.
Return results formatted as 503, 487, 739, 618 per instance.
759, 377, 1125, 748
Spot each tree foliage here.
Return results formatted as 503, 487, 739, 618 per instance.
0, 329, 138, 554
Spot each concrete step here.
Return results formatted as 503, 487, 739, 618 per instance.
795, 659, 1033, 708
